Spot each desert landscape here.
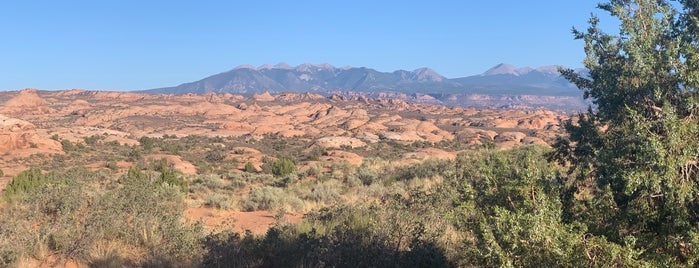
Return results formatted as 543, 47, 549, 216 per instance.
0, 88, 565, 223
5, 0, 699, 267
0, 88, 573, 266
0, 88, 566, 173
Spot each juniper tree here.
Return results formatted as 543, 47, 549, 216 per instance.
553, 0, 699, 263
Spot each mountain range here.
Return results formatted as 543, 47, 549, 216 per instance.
144, 63, 587, 110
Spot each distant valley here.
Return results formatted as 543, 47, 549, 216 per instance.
144, 63, 588, 111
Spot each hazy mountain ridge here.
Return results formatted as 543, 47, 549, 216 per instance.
144, 63, 587, 110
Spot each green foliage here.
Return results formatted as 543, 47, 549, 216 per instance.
242, 186, 285, 211
356, 163, 378, 186
551, 0, 699, 264
138, 136, 156, 151
4, 168, 53, 199
269, 158, 296, 177
149, 158, 188, 193
204, 193, 232, 209
0, 168, 3, 177
0, 167, 202, 266
60, 139, 80, 152
204, 147, 226, 163
83, 134, 102, 145
244, 162, 256, 173
204, 196, 455, 267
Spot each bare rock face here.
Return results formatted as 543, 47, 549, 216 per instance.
0, 88, 56, 116
0, 114, 61, 153
252, 92, 275, 102
0, 89, 569, 166
316, 136, 366, 148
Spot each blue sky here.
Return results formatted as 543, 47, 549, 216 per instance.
0, 1, 612, 91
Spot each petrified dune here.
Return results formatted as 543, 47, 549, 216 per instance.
0, 90, 568, 162
0, 114, 61, 154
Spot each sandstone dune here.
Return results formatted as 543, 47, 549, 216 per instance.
0, 89, 568, 175
0, 114, 62, 155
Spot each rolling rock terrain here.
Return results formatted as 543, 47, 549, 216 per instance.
0, 88, 566, 180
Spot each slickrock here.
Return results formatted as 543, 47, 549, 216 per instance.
0, 114, 61, 154
316, 137, 367, 148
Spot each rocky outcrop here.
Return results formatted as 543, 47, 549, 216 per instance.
0, 88, 56, 116
0, 114, 61, 153
315, 137, 366, 148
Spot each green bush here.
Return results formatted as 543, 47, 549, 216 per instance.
138, 136, 156, 151
205, 193, 232, 209
242, 186, 285, 211
4, 168, 53, 199
269, 159, 296, 177
244, 162, 256, 173
61, 139, 76, 152
205, 148, 226, 163
356, 165, 378, 186
310, 181, 341, 204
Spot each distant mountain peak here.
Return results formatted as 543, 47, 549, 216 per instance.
411, 67, 445, 82
144, 63, 581, 103
233, 64, 257, 70
482, 63, 562, 76
483, 63, 519, 76
273, 62, 293, 69
534, 65, 561, 75
296, 63, 336, 72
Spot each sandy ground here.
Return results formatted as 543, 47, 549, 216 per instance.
185, 207, 304, 235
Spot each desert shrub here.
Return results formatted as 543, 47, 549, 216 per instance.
205, 147, 226, 163
205, 193, 232, 209
242, 186, 304, 212
127, 147, 142, 161
0, 166, 204, 266
201, 231, 261, 267
0, 168, 3, 177
268, 158, 296, 177
244, 162, 256, 173
329, 160, 354, 181
215, 196, 456, 267
242, 186, 285, 211
105, 160, 118, 172
394, 158, 453, 181
4, 168, 54, 200
83, 134, 102, 145
309, 180, 342, 204
438, 145, 634, 266
305, 163, 323, 178
356, 165, 378, 186
91, 167, 203, 266
343, 175, 363, 188
149, 159, 188, 193
272, 140, 287, 151
0, 168, 103, 263
158, 168, 187, 193
227, 172, 275, 188
305, 146, 327, 161
138, 136, 156, 151
60, 139, 76, 152
273, 172, 299, 187
197, 174, 225, 190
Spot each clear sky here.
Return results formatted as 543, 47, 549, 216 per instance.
0, 1, 613, 91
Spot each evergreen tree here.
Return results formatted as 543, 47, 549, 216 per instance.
553, 0, 699, 263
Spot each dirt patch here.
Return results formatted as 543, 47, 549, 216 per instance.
185, 207, 303, 235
